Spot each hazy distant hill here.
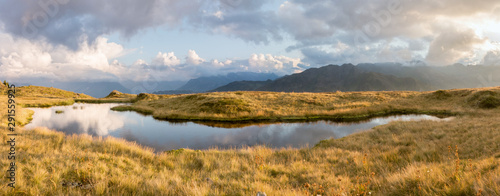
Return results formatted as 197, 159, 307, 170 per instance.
210, 80, 273, 92
258, 64, 420, 92
177, 72, 279, 92
120, 80, 187, 94
56, 82, 132, 98
152, 90, 194, 95
357, 63, 500, 90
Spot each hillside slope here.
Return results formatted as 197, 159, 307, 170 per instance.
16, 85, 93, 98
177, 72, 279, 92
259, 64, 421, 92
210, 80, 273, 92
357, 63, 500, 90
212, 64, 422, 92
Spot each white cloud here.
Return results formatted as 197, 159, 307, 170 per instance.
133, 59, 148, 66
0, 32, 127, 81
248, 53, 308, 74
214, 11, 224, 20
61, 36, 126, 71
211, 59, 225, 67
426, 27, 486, 65
483, 50, 500, 66
186, 50, 205, 65
151, 52, 181, 67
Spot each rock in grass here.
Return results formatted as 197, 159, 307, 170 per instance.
257, 192, 267, 196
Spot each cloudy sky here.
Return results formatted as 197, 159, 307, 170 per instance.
1, 0, 500, 82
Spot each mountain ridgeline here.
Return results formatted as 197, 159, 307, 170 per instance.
15, 63, 500, 96
356, 63, 500, 90
176, 72, 279, 92
212, 64, 421, 92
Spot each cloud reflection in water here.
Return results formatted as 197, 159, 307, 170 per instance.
25, 103, 450, 151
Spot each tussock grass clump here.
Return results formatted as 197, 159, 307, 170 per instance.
428, 90, 452, 100
467, 90, 500, 109
478, 96, 500, 109
200, 98, 251, 114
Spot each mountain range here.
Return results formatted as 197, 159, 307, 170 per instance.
212, 63, 500, 92
212, 64, 421, 92
356, 63, 500, 90
176, 72, 279, 92
12, 63, 500, 96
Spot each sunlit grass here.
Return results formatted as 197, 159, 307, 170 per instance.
111, 90, 461, 122
0, 86, 499, 195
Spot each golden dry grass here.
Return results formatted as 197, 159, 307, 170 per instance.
110, 89, 465, 123
76, 91, 175, 104
11, 86, 92, 108
0, 86, 499, 195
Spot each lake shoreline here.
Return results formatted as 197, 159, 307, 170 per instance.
111, 104, 456, 123
24, 103, 452, 151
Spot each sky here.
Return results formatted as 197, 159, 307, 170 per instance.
0, 0, 500, 82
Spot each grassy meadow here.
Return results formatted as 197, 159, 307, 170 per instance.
15, 86, 92, 108
76, 90, 174, 104
0, 85, 499, 195
112, 90, 455, 122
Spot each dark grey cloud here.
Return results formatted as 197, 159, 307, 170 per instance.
0, 0, 280, 48
0, 0, 201, 49
301, 47, 344, 65
2, 0, 498, 53
201, 10, 282, 44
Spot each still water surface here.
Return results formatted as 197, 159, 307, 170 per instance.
26, 103, 450, 151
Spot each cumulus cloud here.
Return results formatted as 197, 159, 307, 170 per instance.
426, 28, 486, 65
0, 32, 125, 81
211, 59, 232, 67
152, 52, 181, 67
277, 1, 339, 41
186, 50, 205, 65
0, 0, 202, 49
248, 54, 308, 74
0, 0, 280, 48
282, 0, 500, 65
483, 50, 500, 66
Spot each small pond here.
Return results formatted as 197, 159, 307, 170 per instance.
25, 103, 451, 151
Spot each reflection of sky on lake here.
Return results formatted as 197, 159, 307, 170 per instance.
26, 103, 451, 152
26, 103, 126, 136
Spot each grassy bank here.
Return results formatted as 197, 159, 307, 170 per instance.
76, 90, 174, 104
13, 86, 92, 108
1, 86, 499, 195
111, 90, 469, 122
